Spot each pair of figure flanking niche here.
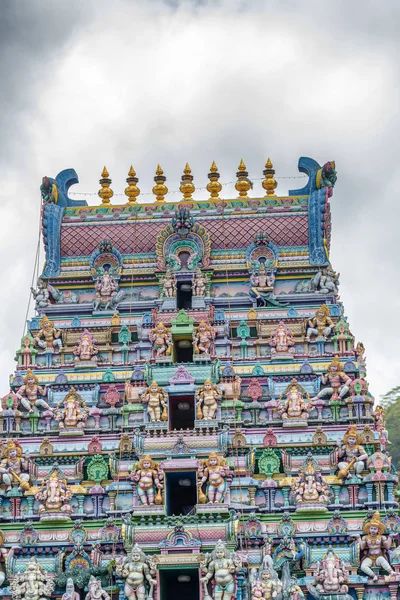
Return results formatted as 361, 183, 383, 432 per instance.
129, 452, 230, 506
140, 379, 221, 424
159, 269, 207, 298
149, 320, 214, 358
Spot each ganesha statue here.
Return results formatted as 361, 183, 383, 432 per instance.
307, 548, 349, 597
149, 323, 172, 358
196, 379, 221, 420
10, 557, 54, 600
193, 321, 215, 356
291, 454, 329, 511
197, 452, 231, 504
116, 544, 157, 600
74, 329, 98, 364
84, 576, 110, 600
129, 455, 164, 506
268, 321, 295, 357
93, 269, 125, 311
200, 539, 242, 600
54, 388, 89, 434
35, 467, 72, 519
278, 379, 313, 426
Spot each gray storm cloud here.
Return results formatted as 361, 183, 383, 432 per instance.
0, 0, 399, 397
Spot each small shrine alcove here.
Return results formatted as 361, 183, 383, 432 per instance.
157, 527, 202, 600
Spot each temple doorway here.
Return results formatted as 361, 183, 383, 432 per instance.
175, 338, 193, 363
165, 471, 197, 516
169, 395, 195, 430
159, 568, 199, 600
177, 281, 192, 309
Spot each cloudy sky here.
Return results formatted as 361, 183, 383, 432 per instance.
1, 0, 399, 400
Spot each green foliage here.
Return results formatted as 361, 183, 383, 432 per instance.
381, 386, 400, 470
380, 385, 400, 408
54, 566, 111, 591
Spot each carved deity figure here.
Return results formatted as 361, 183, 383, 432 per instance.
93, 269, 124, 310
35, 469, 72, 516
192, 268, 207, 296
62, 578, 80, 600
129, 455, 164, 505
193, 321, 215, 355
278, 380, 312, 422
74, 329, 98, 362
372, 405, 389, 450
223, 375, 242, 402
16, 369, 53, 413
269, 321, 295, 355
116, 544, 157, 600
0, 440, 31, 492
10, 557, 54, 600
312, 356, 351, 402
149, 322, 172, 358
353, 512, 396, 581
40, 175, 58, 204
34, 315, 63, 351
160, 270, 176, 298
196, 379, 221, 420
319, 161, 337, 189
355, 341, 366, 363
291, 456, 329, 508
312, 549, 349, 594
31, 279, 50, 310
0, 530, 15, 586
140, 382, 168, 423
251, 561, 282, 600
198, 452, 231, 504
305, 305, 333, 341
314, 267, 339, 294
249, 262, 288, 308
54, 388, 89, 430
200, 539, 242, 600
336, 425, 367, 480
84, 576, 110, 600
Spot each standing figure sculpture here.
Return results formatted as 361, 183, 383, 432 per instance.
34, 315, 63, 351
0, 530, 16, 587
62, 579, 80, 600
0, 440, 31, 492
353, 512, 397, 582
116, 544, 157, 600
35, 469, 72, 518
278, 380, 312, 423
192, 269, 207, 296
336, 425, 367, 481
372, 405, 389, 450
312, 356, 351, 402
149, 323, 172, 358
197, 452, 231, 504
200, 539, 242, 600
160, 270, 176, 298
85, 576, 110, 600
196, 379, 221, 420
93, 269, 125, 311
16, 369, 53, 414
193, 321, 215, 355
140, 382, 168, 423
129, 455, 164, 505
305, 305, 333, 341
10, 557, 55, 600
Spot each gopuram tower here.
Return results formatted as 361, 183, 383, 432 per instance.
1, 158, 399, 600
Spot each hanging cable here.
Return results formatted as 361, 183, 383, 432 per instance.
22, 195, 43, 338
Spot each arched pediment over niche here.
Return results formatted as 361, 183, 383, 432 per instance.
155, 223, 211, 271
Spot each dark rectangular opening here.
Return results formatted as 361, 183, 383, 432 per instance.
160, 568, 199, 600
169, 395, 195, 430
166, 471, 197, 516
177, 281, 192, 310
175, 338, 193, 363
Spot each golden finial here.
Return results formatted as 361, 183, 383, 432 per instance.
262, 157, 277, 196
152, 164, 168, 203
235, 159, 252, 198
180, 163, 195, 201
207, 161, 222, 200
124, 165, 140, 203
98, 166, 114, 204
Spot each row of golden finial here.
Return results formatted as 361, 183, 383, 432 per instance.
98, 159, 278, 204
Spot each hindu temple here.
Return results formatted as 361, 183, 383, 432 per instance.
1, 157, 399, 600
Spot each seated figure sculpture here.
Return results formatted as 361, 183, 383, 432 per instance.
74, 329, 98, 363
200, 539, 242, 600
149, 322, 172, 358
129, 455, 164, 505
353, 512, 398, 582
140, 381, 168, 423
16, 369, 53, 413
116, 544, 157, 600
196, 379, 221, 420
10, 557, 54, 600
35, 469, 72, 518
291, 455, 329, 510
312, 356, 351, 402
54, 388, 89, 432
93, 269, 125, 311
85, 576, 111, 600
305, 305, 334, 342
278, 379, 312, 424
197, 452, 231, 504
336, 425, 368, 481
312, 549, 349, 595
0, 440, 31, 493
62, 578, 80, 600
269, 321, 295, 356
251, 563, 282, 600
34, 315, 63, 351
